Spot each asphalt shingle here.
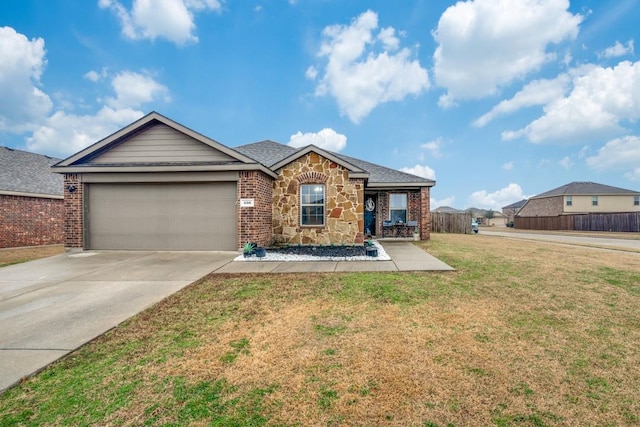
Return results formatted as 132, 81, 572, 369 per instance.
533, 181, 640, 198
0, 147, 63, 196
235, 140, 435, 185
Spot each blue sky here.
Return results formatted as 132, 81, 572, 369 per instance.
1, 0, 639, 210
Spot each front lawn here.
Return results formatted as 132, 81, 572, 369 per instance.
0, 245, 64, 268
1, 235, 638, 426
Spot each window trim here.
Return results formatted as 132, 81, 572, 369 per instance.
592, 196, 598, 206
566, 196, 572, 206
634, 196, 639, 206
300, 183, 325, 227
389, 193, 408, 223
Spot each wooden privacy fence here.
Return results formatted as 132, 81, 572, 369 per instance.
515, 212, 640, 232
431, 212, 473, 234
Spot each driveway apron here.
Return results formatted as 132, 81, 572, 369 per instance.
0, 250, 236, 393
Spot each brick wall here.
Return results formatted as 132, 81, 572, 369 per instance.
420, 186, 431, 240
63, 174, 84, 248
0, 194, 64, 248
238, 171, 273, 248
517, 196, 563, 217
375, 189, 429, 239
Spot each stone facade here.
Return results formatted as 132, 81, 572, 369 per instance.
238, 170, 273, 248
272, 152, 364, 245
0, 194, 64, 248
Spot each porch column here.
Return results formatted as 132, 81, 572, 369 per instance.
420, 187, 431, 240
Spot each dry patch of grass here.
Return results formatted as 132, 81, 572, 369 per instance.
0, 245, 64, 267
1, 235, 639, 426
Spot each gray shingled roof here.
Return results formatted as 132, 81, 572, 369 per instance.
502, 199, 527, 209
234, 140, 435, 185
533, 181, 640, 198
0, 146, 63, 196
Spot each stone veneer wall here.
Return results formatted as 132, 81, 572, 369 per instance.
0, 194, 64, 248
238, 170, 273, 248
63, 173, 84, 248
272, 152, 364, 245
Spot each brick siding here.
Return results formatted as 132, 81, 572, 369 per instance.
238, 171, 273, 248
63, 174, 84, 248
0, 194, 64, 248
517, 196, 563, 217
374, 188, 430, 240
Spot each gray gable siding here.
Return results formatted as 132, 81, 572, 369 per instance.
0, 146, 62, 197
89, 123, 237, 164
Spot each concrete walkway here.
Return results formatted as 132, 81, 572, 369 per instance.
214, 241, 454, 273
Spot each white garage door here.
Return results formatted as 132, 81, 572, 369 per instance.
87, 182, 237, 250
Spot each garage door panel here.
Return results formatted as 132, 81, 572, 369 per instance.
87, 182, 237, 250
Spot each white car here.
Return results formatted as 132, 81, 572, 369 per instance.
472, 219, 479, 233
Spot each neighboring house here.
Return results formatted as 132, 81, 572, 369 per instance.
432, 206, 462, 213
0, 146, 64, 248
502, 199, 527, 222
485, 210, 508, 227
52, 112, 435, 251
517, 182, 640, 217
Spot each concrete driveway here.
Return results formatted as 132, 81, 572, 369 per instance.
0, 250, 236, 393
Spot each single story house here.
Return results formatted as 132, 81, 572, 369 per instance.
52, 112, 435, 251
1, 146, 64, 248
517, 181, 640, 217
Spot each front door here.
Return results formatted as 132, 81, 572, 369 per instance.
364, 194, 376, 236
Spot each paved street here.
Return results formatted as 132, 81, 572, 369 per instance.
480, 229, 640, 251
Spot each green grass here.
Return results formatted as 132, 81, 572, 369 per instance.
1, 234, 639, 426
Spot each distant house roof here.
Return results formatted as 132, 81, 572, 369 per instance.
0, 146, 63, 198
503, 199, 527, 209
235, 140, 435, 187
532, 182, 640, 198
432, 206, 462, 213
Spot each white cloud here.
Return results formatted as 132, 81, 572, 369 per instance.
433, 0, 582, 105
624, 168, 640, 181
502, 161, 514, 170
474, 73, 572, 127
400, 164, 436, 180
468, 183, 529, 210
558, 156, 573, 169
598, 39, 634, 59
83, 67, 108, 82
431, 195, 455, 209
26, 70, 170, 157
99, 0, 222, 45
586, 135, 640, 173
105, 71, 170, 109
503, 61, 640, 143
0, 27, 171, 158
305, 66, 318, 80
312, 10, 429, 123
26, 107, 144, 158
0, 26, 52, 133
288, 128, 347, 152
421, 137, 442, 158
